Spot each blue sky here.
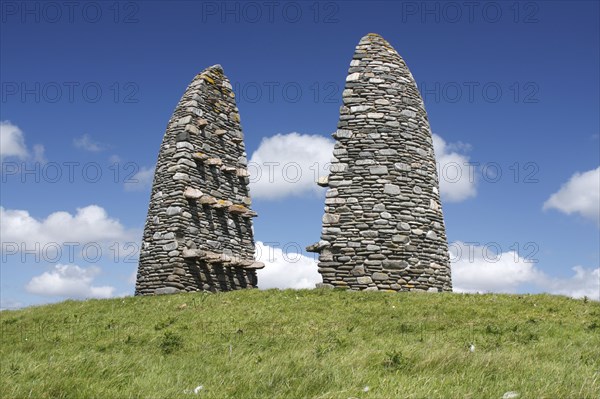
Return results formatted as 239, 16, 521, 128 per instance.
1, 0, 598, 308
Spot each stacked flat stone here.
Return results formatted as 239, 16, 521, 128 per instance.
308, 34, 452, 292
135, 65, 263, 296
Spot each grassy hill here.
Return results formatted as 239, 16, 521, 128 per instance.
1, 289, 599, 398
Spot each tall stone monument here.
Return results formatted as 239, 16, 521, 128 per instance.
135, 65, 263, 296
308, 33, 452, 292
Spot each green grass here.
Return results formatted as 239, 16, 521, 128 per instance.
1, 290, 599, 398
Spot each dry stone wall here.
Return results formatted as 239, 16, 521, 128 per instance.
135, 65, 263, 296
308, 34, 452, 292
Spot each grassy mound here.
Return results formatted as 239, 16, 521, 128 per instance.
1, 290, 598, 398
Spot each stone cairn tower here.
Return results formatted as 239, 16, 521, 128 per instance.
135, 65, 263, 296
308, 34, 452, 292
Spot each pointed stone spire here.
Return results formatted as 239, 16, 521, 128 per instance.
309, 33, 452, 292
135, 65, 262, 295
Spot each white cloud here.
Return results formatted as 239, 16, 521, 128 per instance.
1, 121, 47, 164
450, 241, 543, 293
248, 132, 334, 200
432, 134, 477, 202
73, 134, 106, 152
0, 205, 132, 244
543, 167, 600, 226
255, 241, 321, 289
124, 165, 155, 191
32, 144, 46, 163
539, 266, 600, 300
450, 241, 599, 301
0, 205, 138, 261
0, 121, 28, 159
26, 264, 115, 299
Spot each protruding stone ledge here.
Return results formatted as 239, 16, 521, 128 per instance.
196, 197, 257, 217
182, 248, 206, 258
317, 176, 329, 187
241, 210, 258, 218
228, 204, 249, 214
236, 168, 250, 177
212, 199, 233, 209
199, 195, 217, 205
332, 129, 353, 139
306, 240, 330, 253
182, 248, 262, 269
205, 158, 223, 166
184, 187, 203, 200
245, 261, 265, 270
306, 243, 320, 253
192, 152, 208, 161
